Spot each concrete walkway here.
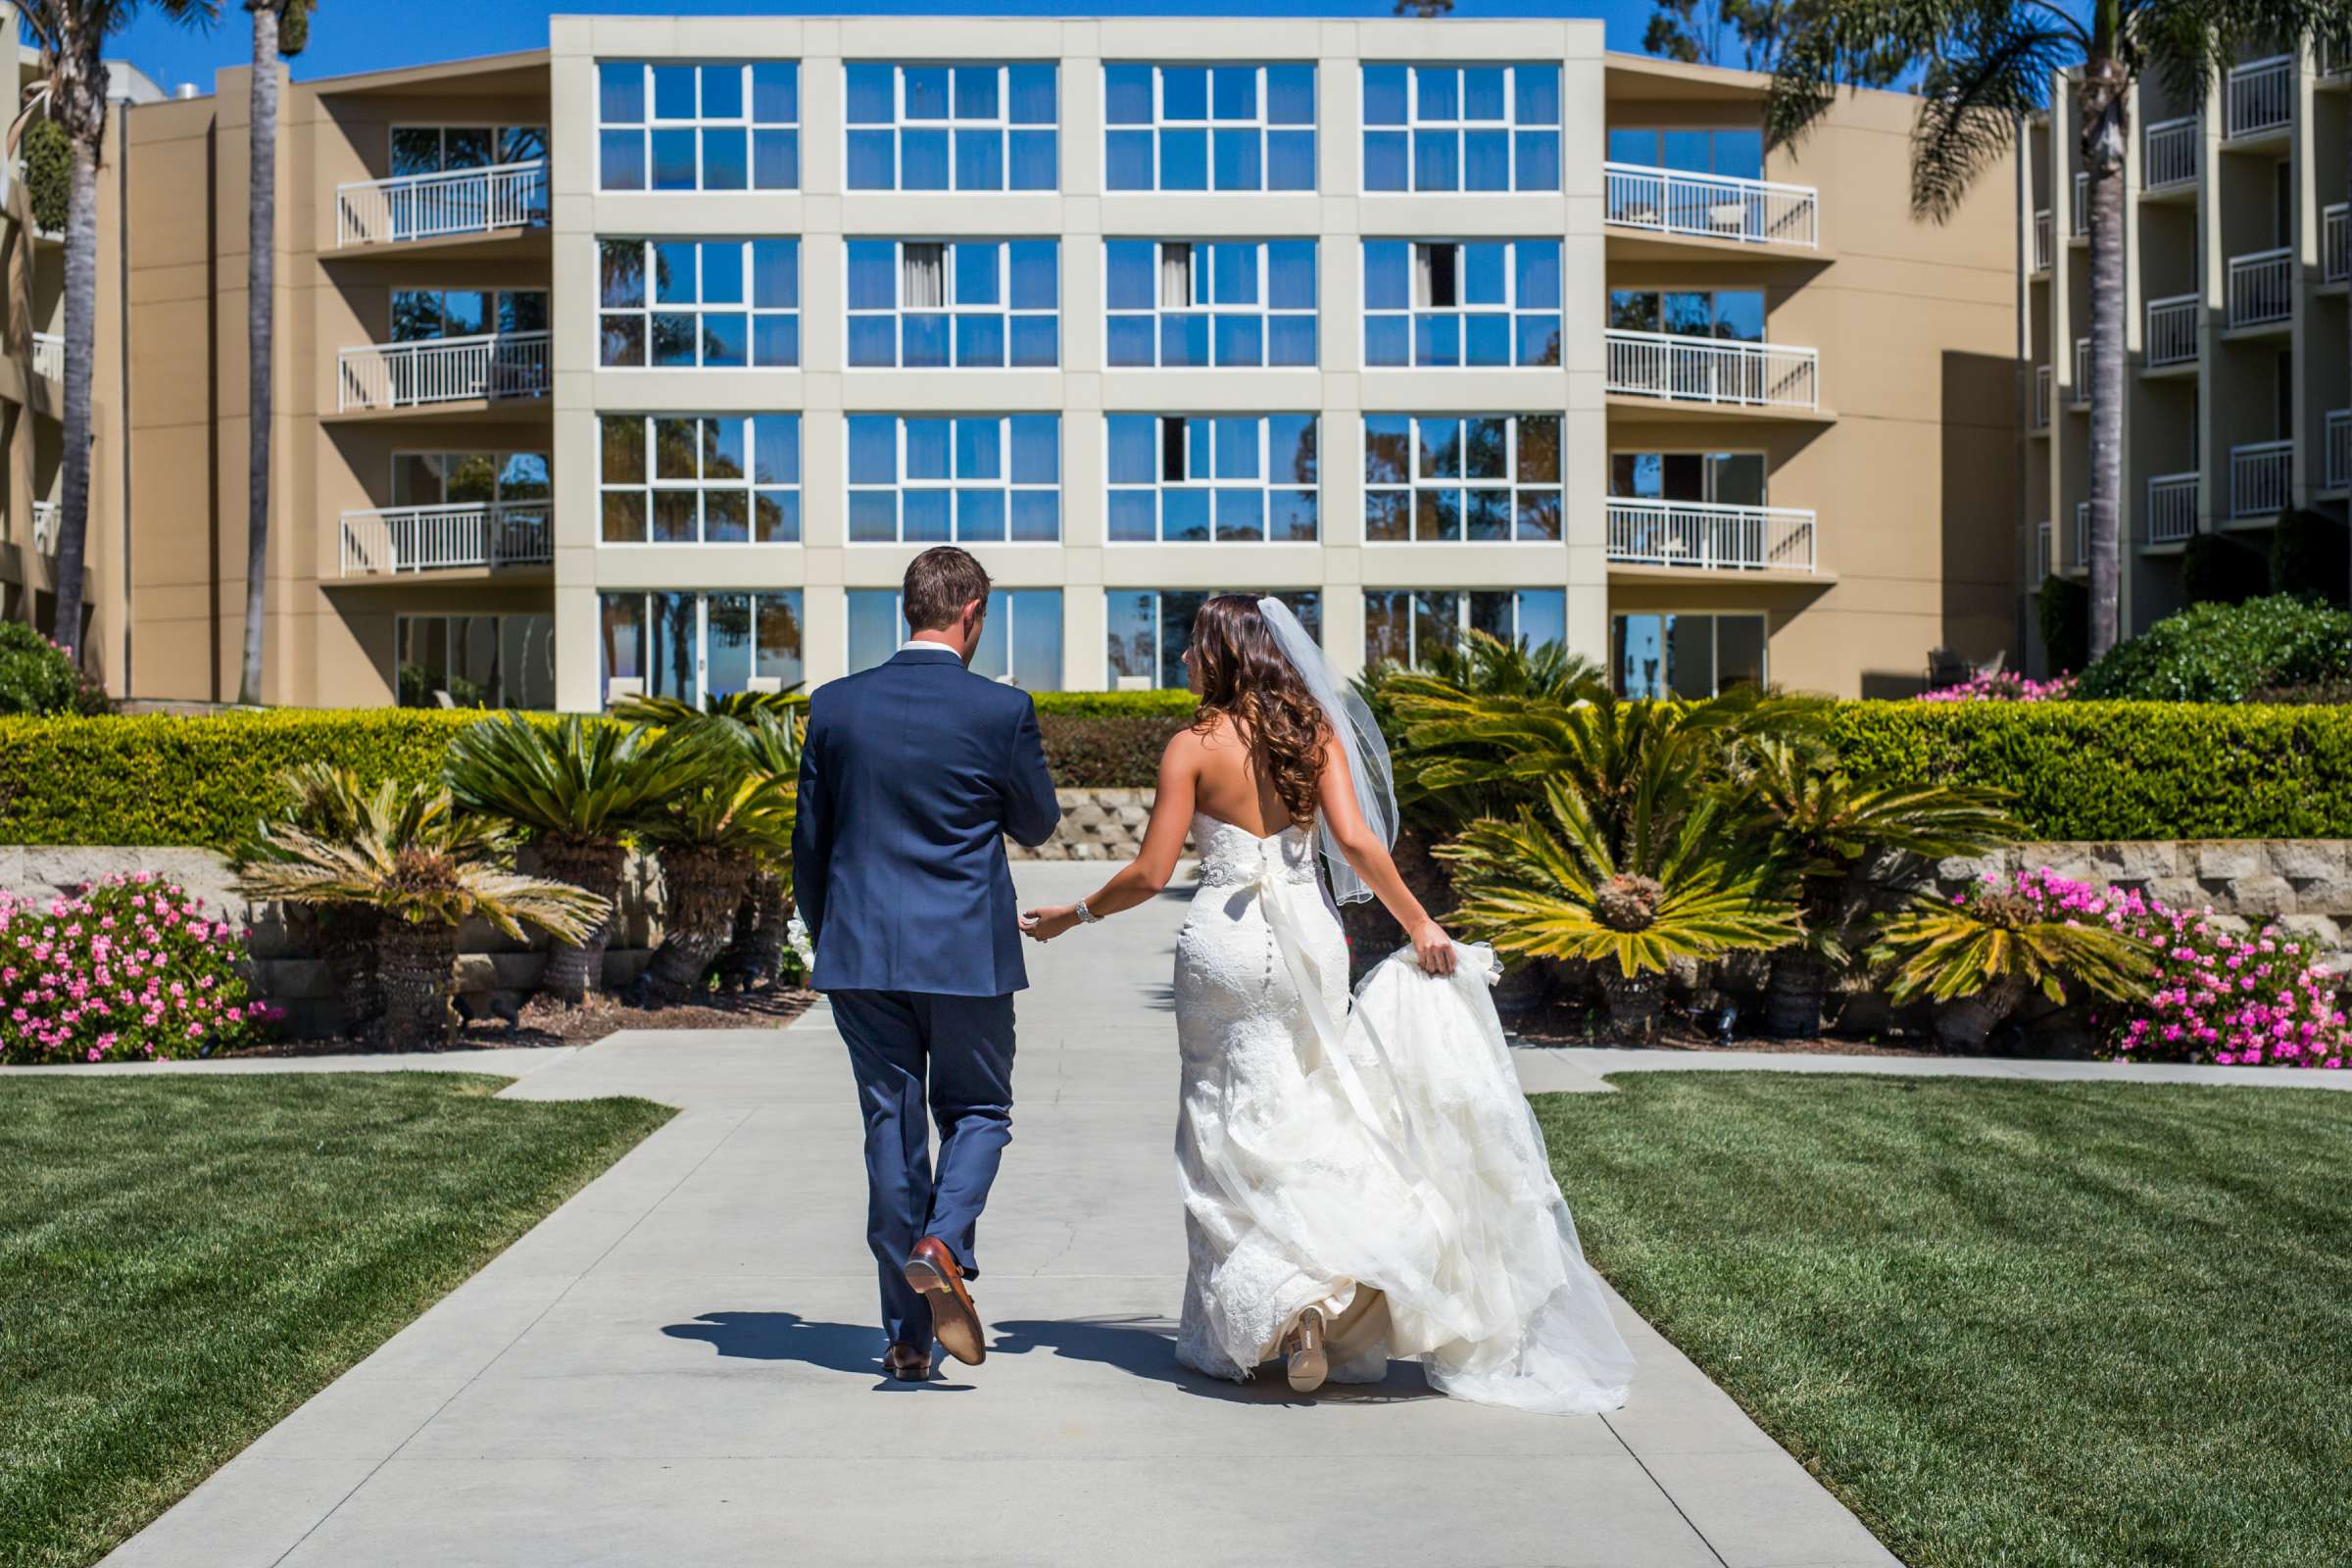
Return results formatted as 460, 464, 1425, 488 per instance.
97, 862, 1922, 1567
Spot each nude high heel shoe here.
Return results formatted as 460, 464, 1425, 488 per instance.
1283, 1307, 1329, 1394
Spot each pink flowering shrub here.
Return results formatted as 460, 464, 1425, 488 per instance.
0, 873, 275, 1064
1919, 670, 2077, 703
1993, 865, 2348, 1068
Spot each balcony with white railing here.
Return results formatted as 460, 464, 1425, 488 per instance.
2328, 410, 2349, 492
2227, 55, 2295, 138
2327, 203, 2348, 284
29, 331, 61, 383
1603, 331, 1819, 411
2147, 471, 2198, 544
2230, 439, 2292, 519
335, 160, 549, 250
29, 500, 57, 555
339, 503, 553, 576
2033, 364, 2052, 429
2145, 293, 2199, 367
2033, 209, 2052, 271
2142, 115, 2199, 189
335, 331, 551, 413
1605, 497, 1817, 573
2228, 248, 2293, 328
2070, 337, 2090, 408
1602, 164, 1819, 249
2072, 501, 2089, 572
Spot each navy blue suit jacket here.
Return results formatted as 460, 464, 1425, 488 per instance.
792, 647, 1061, 996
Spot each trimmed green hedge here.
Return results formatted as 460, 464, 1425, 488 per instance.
0, 710, 488, 849
10, 699, 2352, 849
1828, 701, 2352, 841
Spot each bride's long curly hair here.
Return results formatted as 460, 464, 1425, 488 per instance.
1187, 595, 1331, 825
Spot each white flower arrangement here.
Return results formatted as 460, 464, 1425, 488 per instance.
786, 914, 816, 973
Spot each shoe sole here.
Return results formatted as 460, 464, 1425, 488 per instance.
1285, 1307, 1329, 1394
905, 1255, 986, 1366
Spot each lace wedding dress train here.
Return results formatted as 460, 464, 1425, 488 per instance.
1170, 813, 1636, 1415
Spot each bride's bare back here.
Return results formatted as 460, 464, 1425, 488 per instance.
1180, 712, 1300, 838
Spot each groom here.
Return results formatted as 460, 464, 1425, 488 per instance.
791, 546, 1062, 1382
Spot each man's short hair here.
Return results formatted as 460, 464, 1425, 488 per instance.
902, 546, 992, 633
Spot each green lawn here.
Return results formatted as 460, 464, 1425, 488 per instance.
1536, 1074, 2352, 1568
0, 1073, 673, 1568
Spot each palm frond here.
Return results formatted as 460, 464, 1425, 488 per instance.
1873, 895, 2153, 1006
445, 712, 716, 843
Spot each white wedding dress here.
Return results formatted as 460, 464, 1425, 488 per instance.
1170, 813, 1636, 1415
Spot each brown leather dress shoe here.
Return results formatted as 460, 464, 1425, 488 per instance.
904, 1237, 986, 1366
882, 1343, 932, 1382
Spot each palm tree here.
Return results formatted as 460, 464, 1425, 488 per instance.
18, 0, 216, 664
234, 779, 603, 1050
444, 713, 715, 1004
1766, 1, 2326, 661
1442, 780, 1799, 1038
237, 0, 312, 704
1731, 738, 2016, 1037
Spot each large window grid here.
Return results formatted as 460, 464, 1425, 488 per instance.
1612, 612, 1766, 700
1361, 64, 1560, 193
847, 416, 1061, 543
846, 62, 1057, 191
598, 239, 799, 368
597, 61, 800, 191
1363, 415, 1562, 542
1104, 240, 1316, 368
847, 239, 1058, 368
1364, 588, 1565, 668
600, 591, 806, 705
1364, 240, 1560, 368
1102, 63, 1315, 191
846, 587, 1064, 690
599, 415, 802, 545
1106, 589, 1322, 689
1106, 415, 1318, 543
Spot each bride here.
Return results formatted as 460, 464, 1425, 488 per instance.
1020, 595, 1633, 1414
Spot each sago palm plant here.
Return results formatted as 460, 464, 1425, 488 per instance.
445, 713, 716, 1004
1732, 739, 2017, 1039
716, 709, 804, 991
230, 763, 392, 1042
630, 745, 797, 1006
1440, 780, 1799, 1039
1872, 881, 2153, 1052
1396, 682, 1824, 857
234, 781, 604, 1051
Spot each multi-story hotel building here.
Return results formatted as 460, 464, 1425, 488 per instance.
99, 16, 2018, 709
2021, 43, 2348, 656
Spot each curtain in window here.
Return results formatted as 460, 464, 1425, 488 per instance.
902, 243, 946, 308
1159, 243, 1193, 309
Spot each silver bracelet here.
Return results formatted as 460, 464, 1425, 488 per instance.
1075, 900, 1102, 925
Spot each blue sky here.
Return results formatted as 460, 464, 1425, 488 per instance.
104, 0, 1669, 95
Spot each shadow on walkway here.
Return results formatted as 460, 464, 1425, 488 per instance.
661, 1311, 974, 1392
991, 1315, 1443, 1407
